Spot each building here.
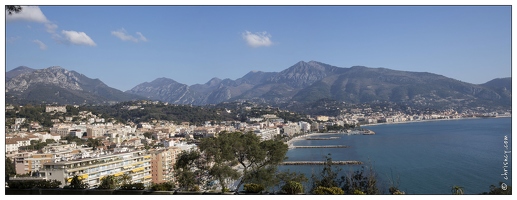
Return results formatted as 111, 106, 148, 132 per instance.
149, 147, 181, 184
40, 150, 152, 188
46, 106, 67, 113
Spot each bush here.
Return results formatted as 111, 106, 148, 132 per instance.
7, 180, 61, 189
151, 182, 175, 191
190, 185, 201, 192
281, 181, 304, 194
312, 186, 344, 195
244, 183, 264, 193
120, 183, 145, 190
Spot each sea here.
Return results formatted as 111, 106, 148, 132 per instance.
279, 117, 512, 195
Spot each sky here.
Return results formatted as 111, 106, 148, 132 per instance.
3, 3, 513, 92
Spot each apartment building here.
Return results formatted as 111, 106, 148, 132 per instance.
40, 150, 152, 188
149, 147, 181, 184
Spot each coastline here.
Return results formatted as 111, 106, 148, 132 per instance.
360, 116, 511, 127
286, 116, 510, 148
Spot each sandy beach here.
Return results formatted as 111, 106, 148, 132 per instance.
286, 132, 339, 148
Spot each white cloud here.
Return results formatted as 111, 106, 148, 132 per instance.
7, 36, 21, 43
45, 23, 58, 33
136, 32, 148, 42
111, 28, 148, 42
242, 31, 273, 48
6, 6, 48, 23
61, 30, 97, 46
33, 40, 47, 50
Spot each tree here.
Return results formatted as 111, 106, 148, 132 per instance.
342, 165, 379, 195
451, 185, 464, 195
5, 157, 17, 176
67, 175, 89, 189
311, 154, 341, 193
87, 138, 103, 150
277, 170, 309, 194
98, 175, 119, 189
480, 183, 512, 195
173, 149, 205, 191
198, 131, 288, 192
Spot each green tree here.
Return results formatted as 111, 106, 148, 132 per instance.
67, 175, 89, 189
480, 183, 512, 195
173, 149, 205, 191
98, 175, 119, 189
451, 185, 464, 195
198, 131, 288, 192
342, 165, 379, 195
5, 157, 16, 176
311, 154, 341, 193
87, 138, 103, 150
276, 170, 308, 194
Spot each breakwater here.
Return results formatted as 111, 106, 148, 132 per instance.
281, 161, 362, 165
292, 145, 349, 148
305, 137, 340, 140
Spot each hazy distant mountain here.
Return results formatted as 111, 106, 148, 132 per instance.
5, 66, 144, 105
5, 62, 510, 110
481, 77, 511, 91
6, 66, 36, 80
127, 61, 511, 109
291, 66, 511, 108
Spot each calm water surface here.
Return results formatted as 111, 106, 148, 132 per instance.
280, 117, 512, 194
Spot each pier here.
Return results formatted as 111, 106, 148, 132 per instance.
281, 161, 362, 165
305, 137, 340, 140
292, 145, 349, 148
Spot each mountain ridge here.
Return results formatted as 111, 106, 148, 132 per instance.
6, 61, 511, 111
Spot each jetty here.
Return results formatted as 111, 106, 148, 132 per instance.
281, 161, 362, 165
292, 145, 349, 148
306, 137, 340, 140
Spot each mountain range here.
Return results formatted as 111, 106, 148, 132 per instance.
5, 61, 511, 111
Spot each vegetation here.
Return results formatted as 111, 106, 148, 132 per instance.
281, 181, 304, 194
243, 183, 265, 193
7, 179, 61, 189
342, 165, 379, 195
150, 182, 175, 191
97, 175, 118, 189
119, 183, 145, 190
451, 185, 464, 195
65, 175, 89, 189
312, 186, 345, 195
480, 183, 512, 195
6, 5, 22, 15
173, 149, 207, 191
310, 154, 342, 193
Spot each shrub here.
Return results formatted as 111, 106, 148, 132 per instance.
120, 183, 145, 190
7, 180, 61, 189
190, 185, 201, 192
151, 182, 175, 191
281, 181, 304, 194
244, 183, 264, 193
312, 186, 344, 195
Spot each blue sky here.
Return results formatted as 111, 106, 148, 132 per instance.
4, 5, 512, 91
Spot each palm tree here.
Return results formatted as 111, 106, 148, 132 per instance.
451, 185, 464, 195
120, 174, 132, 186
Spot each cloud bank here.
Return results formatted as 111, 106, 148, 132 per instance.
242, 31, 273, 48
6, 6, 48, 23
111, 28, 148, 42
61, 30, 97, 46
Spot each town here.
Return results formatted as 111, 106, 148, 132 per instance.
5, 100, 511, 191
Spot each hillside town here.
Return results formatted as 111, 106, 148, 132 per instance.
4, 101, 511, 189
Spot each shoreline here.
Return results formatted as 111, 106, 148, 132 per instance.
286, 116, 510, 148
360, 116, 511, 127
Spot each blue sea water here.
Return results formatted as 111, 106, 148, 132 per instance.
279, 117, 512, 194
